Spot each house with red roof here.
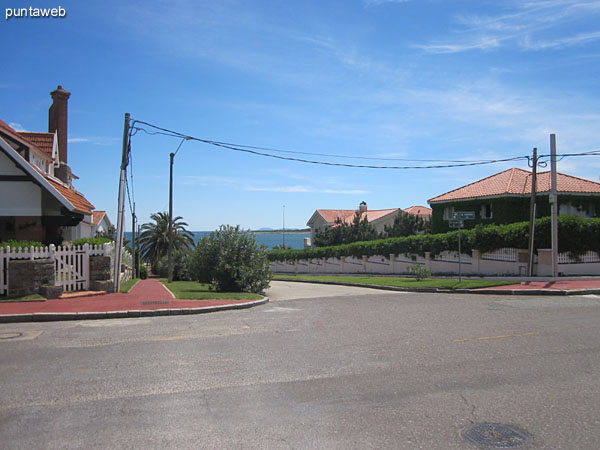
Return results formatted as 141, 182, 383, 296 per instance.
307, 202, 431, 244
428, 167, 600, 233
0, 86, 103, 244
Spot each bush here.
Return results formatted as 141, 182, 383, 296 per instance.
71, 237, 112, 247
407, 264, 431, 280
0, 240, 44, 249
151, 250, 190, 281
139, 264, 148, 280
187, 225, 272, 293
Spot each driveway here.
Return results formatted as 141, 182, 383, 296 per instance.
266, 280, 396, 301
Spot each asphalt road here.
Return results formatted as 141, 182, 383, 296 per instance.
1, 282, 599, 449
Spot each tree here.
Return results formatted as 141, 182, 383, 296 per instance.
314, 212, 378, 247
384, 211, 431, 238
138, 212, 194, 268
187, 225, 271, 293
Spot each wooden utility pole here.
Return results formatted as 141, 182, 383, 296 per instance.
550, 134, 559, 277
527, 148, 537, 277
113, 113, 130, 292
167, 152, 175, 283
131, 210, 136, 279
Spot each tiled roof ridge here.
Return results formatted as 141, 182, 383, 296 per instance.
428, 167, 518, 202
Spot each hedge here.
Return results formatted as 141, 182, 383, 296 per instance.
71, 237, 112, 247
0, 240, 45, 249
267, 216, 600, 261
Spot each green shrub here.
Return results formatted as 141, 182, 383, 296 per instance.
71, 237, 112, 247
187, 225, 272, 293
407, 264, 431, 280
152, 250, 190, 281
139, 264, 148, 280
0, 240, 45, 249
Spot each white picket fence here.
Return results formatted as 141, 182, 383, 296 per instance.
0, 243, 132, 295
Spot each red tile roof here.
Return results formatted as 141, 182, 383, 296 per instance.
316, 208, 400, 225
17, 132, 55, 157
428, 168, 600, 203
45, 177, 95, 215
0, 120, 16, 133
92, 211, 106, 226
403, 205, 432, 217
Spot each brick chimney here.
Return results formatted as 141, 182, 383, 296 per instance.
48, 85, 70, 165
359, 201, 367, 213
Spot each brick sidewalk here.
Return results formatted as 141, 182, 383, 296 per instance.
0, 279, 267, 321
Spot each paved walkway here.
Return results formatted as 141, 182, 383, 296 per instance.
0, 279, 267, 322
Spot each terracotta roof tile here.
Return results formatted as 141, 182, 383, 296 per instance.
403, 205, 432, 217
17, 132, 54, 156
92, 211, 106, 226
428, 168, 600, 203
316, 208, 399, 225
45, 177, 95, 215
0, 120, 16, 133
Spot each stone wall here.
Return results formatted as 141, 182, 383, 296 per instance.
89, 255, 113, 292
8, 259, 55, 297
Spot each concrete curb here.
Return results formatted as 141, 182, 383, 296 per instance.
0, 297, 269, 323
273, 278, 600, 296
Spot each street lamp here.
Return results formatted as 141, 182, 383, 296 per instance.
167, 137, 190, 283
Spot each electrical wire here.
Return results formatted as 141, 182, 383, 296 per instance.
130, 119, 532, 170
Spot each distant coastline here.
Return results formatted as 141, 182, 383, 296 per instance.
251, 228, 310, 234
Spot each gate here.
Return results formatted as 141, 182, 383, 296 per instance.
53, 245, 89, 292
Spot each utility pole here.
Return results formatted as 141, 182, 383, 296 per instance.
131, 210, 136, 279
137, 224, 141, 279
167, 152, 175, 284
166, 137, 189, 284
550, 134, 559, 278
527, 148, 538, 277
113, 113, 130, 292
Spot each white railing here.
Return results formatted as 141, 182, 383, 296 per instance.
0, 243, 122, 295
558, 251, 600, 264
481, 248, 518, 262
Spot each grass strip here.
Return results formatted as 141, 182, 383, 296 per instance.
120, 278, 140, 293
0, 294, 46, 302
273, 274, 515, 290
159, 279, 263, 300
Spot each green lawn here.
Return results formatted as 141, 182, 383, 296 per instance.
273, 274, 514, 290
159, 279, 263, 300
120, 278, 140, 293
0, 294, 46, 302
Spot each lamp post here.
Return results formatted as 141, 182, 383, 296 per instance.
167, 137, 190, 284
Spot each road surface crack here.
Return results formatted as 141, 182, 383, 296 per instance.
460, 392, 477, 424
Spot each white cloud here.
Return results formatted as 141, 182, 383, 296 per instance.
418, 0, 600, 53
182, 175, 368, 195
8, 122, 27, 132
68, 136, 117, 146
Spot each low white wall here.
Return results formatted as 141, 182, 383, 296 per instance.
270, 249, 600, 276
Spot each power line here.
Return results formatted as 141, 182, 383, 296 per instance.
130, 119, 532, 170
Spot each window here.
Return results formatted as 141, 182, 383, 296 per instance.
443, 206, 455, 220
481, 204, 492, 219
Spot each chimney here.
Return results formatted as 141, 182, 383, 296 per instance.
48, 85, 70, 165
359, 201, 367, 213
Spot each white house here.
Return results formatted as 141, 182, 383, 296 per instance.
0, 86, 101, 244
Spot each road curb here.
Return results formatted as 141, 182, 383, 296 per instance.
273, 278, 600, 296
0, 297, 269, 323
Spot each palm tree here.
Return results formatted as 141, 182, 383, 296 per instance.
138, 212, 194, 266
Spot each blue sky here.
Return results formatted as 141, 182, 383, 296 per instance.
2, 0, 600, 230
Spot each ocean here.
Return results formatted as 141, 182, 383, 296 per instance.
125, 231, 310, 250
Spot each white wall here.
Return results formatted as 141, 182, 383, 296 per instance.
0, 181, 42, 216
